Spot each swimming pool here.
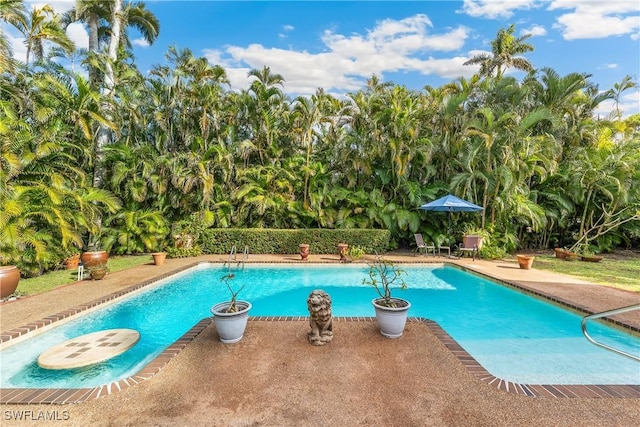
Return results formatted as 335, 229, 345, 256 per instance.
0, 263, 638, 389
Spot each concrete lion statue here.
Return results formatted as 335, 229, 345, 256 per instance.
307, 289, 333, 345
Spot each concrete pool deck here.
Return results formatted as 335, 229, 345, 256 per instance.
1, 252, 639, 426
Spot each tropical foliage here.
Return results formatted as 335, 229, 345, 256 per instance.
1, 2, 639, 275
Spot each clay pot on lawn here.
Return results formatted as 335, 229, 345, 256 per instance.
553, 248, 567, 259
0, 266, 21, 298
64, 254, 80, 270
516, 254, 535, 270
81, 251, 108, 268
565, 252, 579, 262
152, 252, 167, 266
88, 265, 108, 280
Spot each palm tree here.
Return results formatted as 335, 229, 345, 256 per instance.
292, 92, 326, 207
67, 0, 159, 88
610, 75, 637, 120
64, 0, 160, 188
17, 5, 75, 66
464, 24, 534, 78
243, 66, 288, 165
0, 0, 27, 73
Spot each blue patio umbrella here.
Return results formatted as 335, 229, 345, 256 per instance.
419, 194, 483, 233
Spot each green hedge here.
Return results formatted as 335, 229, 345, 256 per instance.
201, 229, 391, 254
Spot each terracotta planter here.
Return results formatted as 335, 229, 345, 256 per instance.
337, 243, 349, 261
554, 248, 567, 259
81, 251, 108, 268
565, 252, 579, 261
299, 244, 310, 261
516, 255, 535, 270
152, 252, 167, 266
89, 266, 107, 280
0, 266, 20, 298
64, 254, 80, 270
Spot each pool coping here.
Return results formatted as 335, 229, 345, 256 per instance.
1, 261, 639, 403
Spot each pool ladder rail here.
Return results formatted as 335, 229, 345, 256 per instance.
581, 303, 640, 362
223, 244, 249, 271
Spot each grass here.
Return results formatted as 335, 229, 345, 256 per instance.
532, 254, 640, 293
10, 255, 152, 297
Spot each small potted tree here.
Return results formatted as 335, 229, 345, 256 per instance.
363, 254, 411, 338
210, 273, 252, 343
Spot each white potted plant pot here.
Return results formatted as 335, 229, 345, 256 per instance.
211, 301, 252, 344
372, 298, 411, 338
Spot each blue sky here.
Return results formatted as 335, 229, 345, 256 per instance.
10, 1, 640, 116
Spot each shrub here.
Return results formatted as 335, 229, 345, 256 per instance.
200, 229, 391, 254
479, 244, 507, 260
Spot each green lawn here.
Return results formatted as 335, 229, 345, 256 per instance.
532, 254, 640, 293
10, 255, 152, 297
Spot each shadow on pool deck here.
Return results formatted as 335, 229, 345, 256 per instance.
1, 252, 639, 426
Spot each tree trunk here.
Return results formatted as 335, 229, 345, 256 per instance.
88, 13, 99, 88
93, 0, 122, 189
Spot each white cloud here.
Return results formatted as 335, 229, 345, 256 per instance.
27, 1, 75, 15
279, 24, 295, 39
204, 15, 473, 95
6, 32, 27, 63
460, 0, 538, 19
594, 89, 640, 119
132, 38, 150, 48
521, 24, 547, 37
66, 22, 89, 50
604, 63, 618, 69
548, 0, 640, 40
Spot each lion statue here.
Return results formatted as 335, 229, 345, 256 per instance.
307, 289, 333, 346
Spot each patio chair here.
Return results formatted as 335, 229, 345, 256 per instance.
414, 234, 435, 257
456, 235, 483, 261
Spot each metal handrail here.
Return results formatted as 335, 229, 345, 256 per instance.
581, 303, 640, 362
240, 245, 249, 271
223, 245, 237, 271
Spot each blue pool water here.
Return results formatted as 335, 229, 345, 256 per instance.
0, 264, 638, 388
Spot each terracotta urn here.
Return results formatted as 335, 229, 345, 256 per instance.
337, 243, 349, 261
64, 254, 81, 270
516, 254, 535, 270
553, 248, 567, 259
0, 266, 21, 298
299, 244, 310, 261
152, 252, 167, 266
81, 251, 108, 268
565, 252, 579, 262
89, 265, 108, 280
